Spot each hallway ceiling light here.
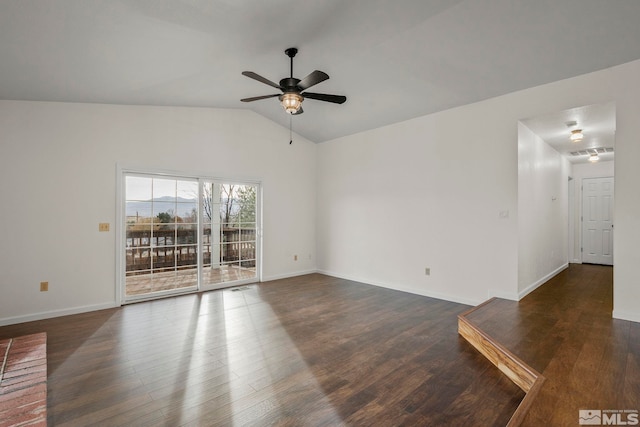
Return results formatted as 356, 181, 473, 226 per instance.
570, 129, 584, 142
589, 152, 599, 162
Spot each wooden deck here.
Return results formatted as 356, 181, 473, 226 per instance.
126, 265, 256, 296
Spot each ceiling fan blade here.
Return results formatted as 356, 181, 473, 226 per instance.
297, 70, 329, 91
302, 92, 347, 104
242, 71, 282, 90
240, 94, 280, 102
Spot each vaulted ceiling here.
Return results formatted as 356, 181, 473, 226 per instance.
1, 0, 640, 143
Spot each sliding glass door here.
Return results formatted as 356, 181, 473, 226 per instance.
121, 171, 259, 302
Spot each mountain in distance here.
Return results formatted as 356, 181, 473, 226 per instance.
126, 196, 239, 218
126, 196, 197, 218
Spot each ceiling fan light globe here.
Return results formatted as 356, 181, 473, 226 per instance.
280, 93, 303, 114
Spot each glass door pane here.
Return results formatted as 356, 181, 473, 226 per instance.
201, 182, 258, 287
124, 175, 199, 299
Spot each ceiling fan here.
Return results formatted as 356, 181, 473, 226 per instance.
240, 47, 346, 115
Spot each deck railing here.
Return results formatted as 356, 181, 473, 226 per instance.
126, 227, 256, 274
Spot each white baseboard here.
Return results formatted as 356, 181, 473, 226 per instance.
518, 263, 568, 300
316, 269, 480, 307
613, 309, 640, 324
487, 289, 519, 301
0, 302, 118, 327
261, 269, 319, 282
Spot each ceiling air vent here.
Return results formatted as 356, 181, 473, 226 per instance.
569, 147, 614, 156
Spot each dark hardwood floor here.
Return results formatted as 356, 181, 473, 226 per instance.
0, 275, 522, 426
466, 263, 640, 426
0, 264, 636, 426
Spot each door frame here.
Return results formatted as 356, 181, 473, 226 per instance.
115, 164, 262, 305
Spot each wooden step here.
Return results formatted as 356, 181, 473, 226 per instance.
458, 298, 545, 427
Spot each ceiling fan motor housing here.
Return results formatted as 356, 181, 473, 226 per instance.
280, 77, 301, 91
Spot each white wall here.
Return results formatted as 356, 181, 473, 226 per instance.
3, 61, 640, 325
569, 161, 614, 263
317, 98, 520, 305
517, 122, 570, 297
610, 61, 640, 323
317, 59, 640, 321
0, 101, 317, 325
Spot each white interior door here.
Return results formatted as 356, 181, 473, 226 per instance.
582, 177, 614, 265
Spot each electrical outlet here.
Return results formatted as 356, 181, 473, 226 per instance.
294, 255, 298, 261
40, 281, 48, 292
425, 268, 431, 276
99, 223, 110, 232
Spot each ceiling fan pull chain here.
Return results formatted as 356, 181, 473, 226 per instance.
289, 115, 293, 145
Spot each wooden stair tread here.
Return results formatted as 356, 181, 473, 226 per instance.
459, 298, 545, 427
